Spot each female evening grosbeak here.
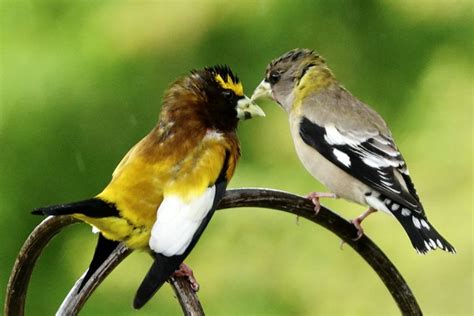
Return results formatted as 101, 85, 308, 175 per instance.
251, 48, 455, 254
33, 65, 265, 308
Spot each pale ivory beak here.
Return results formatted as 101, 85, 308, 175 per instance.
251, 80, 273, 102
236, 96, 266, 120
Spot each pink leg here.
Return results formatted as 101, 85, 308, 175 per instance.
172, 262, 199, 291
350, 207, 377, 240
306, 192, 337, 215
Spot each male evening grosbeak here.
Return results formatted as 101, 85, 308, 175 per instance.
251, 48, 455, 254
33, 65, 265, 308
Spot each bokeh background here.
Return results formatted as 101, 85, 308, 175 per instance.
1, 1, 472, 315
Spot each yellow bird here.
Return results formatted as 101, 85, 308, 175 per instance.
33, 65, 265, 308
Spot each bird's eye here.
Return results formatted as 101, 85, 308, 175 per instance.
222, 89, 234, 100
268, 71, 281, 85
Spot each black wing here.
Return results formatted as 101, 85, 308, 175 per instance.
32, 198, 119, 217
133, 152, 230, 309
299, 117, 423, 213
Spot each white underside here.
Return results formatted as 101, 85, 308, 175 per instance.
149, 186, 216, 256
365, 194, 394, 216
290, 115, 407, 219
290, 115, 369, 205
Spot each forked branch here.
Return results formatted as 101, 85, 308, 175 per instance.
5, 188, 422, 316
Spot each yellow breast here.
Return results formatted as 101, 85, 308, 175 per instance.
80, 129, 236, 250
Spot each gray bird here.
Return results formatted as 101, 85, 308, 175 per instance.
251, 48, 455, 254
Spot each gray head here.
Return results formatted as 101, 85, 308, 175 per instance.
252, 48, 330, 112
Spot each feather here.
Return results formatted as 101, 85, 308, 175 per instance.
149, 186, 217, 256
31, 198, 119, 218
133, 152, 230, 309
382, 194, 456, 254
299, 117, 423, 213
78, 234, 120, 292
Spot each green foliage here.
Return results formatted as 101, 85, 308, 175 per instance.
1, 1, 472, 315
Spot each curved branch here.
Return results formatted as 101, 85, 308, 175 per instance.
169, 276, 205, 316
4, 216, 79, 316
5, 188, 422, 316
56, 244, 204, 315
4, 216, 203, 316
56, 243, 132, 314
219, 188, 422, 315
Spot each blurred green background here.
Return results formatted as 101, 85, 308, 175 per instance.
1, 1, 472, 315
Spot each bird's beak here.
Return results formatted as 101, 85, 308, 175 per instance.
251, 80, 273, 102
236, 96, 266, 120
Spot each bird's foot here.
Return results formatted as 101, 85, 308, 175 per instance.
172, 263, 199, 291
339, 219, 364, 249
350, 217, 365, 241
339, 207, 377, 248
349, 207, 377, 241
306, 192, 337, 215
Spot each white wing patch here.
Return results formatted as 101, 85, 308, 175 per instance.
322, 123, 416, 200
332, 148, 351, 167
324, 125, 361, 146
149, 186, 216, 256
324, 124, 403, 170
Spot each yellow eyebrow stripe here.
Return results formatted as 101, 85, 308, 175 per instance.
215, 74, 244, 96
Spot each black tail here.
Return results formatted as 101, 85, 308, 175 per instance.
393, 209, 456, 254
78, 234, 120, 292
133, 253, 184, 309
133, 167, 229, 309
32, 198, 119, 218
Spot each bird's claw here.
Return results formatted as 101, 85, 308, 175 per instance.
306, 192, 337, 216
338, 219, 364, 249
306, 192, 322, 216
348, 207, 376, 241
172, 263, 200, 292
350, 218, 365, 241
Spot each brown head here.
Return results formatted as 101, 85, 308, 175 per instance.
160, 65, 265, 133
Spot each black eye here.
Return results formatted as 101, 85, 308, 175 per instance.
222, 89, 234, 100
268, 71, 281, 85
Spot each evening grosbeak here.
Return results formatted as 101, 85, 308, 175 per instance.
33, 65, 265, 308
251, 48, 455, 254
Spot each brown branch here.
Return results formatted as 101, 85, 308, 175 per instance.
4, 216, 79, 316
170, 276, 205, 316
4, 188, 422, 316
55, 245, 204, 315
56, 243, 132, 314
4, 216, 203, 316
219, 188, 422, 316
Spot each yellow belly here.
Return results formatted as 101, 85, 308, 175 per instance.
74, 214, 151, 249
76, 130, 236, 251
82, 158, 165, 250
